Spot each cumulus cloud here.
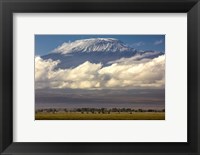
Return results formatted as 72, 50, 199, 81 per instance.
35, 55, 165, 89
107, 51, 162, 65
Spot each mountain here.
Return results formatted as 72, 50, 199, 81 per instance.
41, 38, 163, 69
53, 38, 135, 54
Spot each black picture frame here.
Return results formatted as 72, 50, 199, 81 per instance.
0, 0, 200, 154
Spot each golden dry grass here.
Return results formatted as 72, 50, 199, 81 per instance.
35, 112, 165, 120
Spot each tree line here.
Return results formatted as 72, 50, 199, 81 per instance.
36, 108, 165, 114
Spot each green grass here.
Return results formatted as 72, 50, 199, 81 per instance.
35, 112, 165, 120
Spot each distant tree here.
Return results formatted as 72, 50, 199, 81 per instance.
112, 108, 118, 112
127, 108, 131, 113
52, 109, 57, 114
101, 108, 106, 114
91, 109, 95, 114
138, 109, 143, 112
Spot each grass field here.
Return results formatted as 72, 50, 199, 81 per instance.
35, 112, 165, 120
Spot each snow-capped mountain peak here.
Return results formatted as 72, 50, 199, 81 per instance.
53, 38, 135, 54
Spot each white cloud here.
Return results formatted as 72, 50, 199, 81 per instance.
154, 39, 163, 45
107, 51, 161, 65
35, 57, 59, 80
35, 55, 165, 89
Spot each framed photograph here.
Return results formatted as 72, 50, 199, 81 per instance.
0, 0, 200, 154
35, 34, 165, 121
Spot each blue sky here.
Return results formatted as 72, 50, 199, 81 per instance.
35, 35, 165, 56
